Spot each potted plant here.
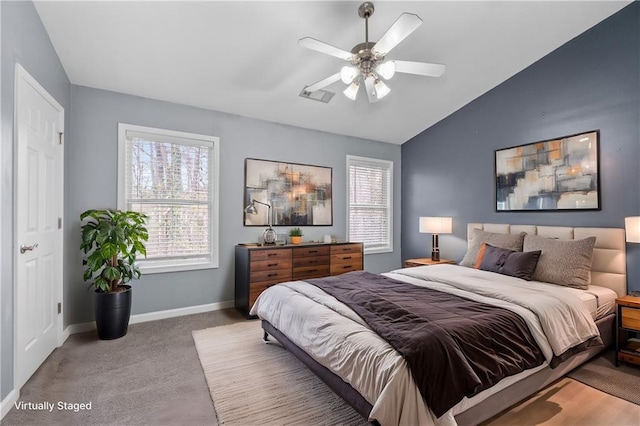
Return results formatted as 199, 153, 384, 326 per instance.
289, 227, 303, 245
80, 209, 148, 340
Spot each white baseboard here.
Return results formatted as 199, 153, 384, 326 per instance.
63, 300, 234, 336
1, 389, 19, 419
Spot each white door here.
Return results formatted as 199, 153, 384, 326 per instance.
14, 64, 64, 389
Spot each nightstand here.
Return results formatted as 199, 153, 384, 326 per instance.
403, 258, 456, 268
615, 295, 640, 367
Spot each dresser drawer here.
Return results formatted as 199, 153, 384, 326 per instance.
250, 249, 291, 262
293, 265, 331, 280
293, 255, 330, 268
331, 253, 363, 264
293, 246, 330, 258
330, 244, 362, 255
330, 262, 362, 276
621, 307, 640, 330
250, 269, 292, 283
250, 259, 292, 272
249, 279, 282, 307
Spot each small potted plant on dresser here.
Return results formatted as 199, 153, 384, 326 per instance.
80, 209, 148, 340
289, 227, 303, 245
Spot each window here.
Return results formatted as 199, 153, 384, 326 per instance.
118, 123, 219, 273
346, 155, 393, 254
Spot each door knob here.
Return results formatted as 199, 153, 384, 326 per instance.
20, 243, 38, 254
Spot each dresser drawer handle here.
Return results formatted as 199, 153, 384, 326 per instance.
343, 265, 351, 269
267, 263, 278, 267
267, 253, 278, 257
343, 256, 352, 260
308, 269, 318, 273
267, 273, 278, 277
308, 250, 318, 253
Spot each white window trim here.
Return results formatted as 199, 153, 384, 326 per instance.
346, 155, 393, 255
117, 123, 220, 274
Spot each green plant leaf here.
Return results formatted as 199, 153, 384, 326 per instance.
79, 209, 148, 290
87, 251, 105, 272
102, 266, 121, 282
100, 242, 118, 260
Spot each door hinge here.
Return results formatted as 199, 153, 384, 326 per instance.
58, 217, 62, 229
59, 132, 64, 145
57, 302, 62, 314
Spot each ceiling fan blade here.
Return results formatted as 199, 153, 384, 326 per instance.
305, 72, 341, 92
372, 13, 423, 56
298, 37, 354, 61
364, 75, 378, 103
394, 61, 446, 77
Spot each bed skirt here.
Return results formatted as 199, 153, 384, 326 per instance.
261, 313, 614, 425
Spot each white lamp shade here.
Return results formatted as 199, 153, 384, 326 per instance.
374, 79, 391, 99
625, 216, 640, 243
419, 217, 452, 234
340, 66, 359, 84
343, 81, 359, 100
376, 61, 396, 80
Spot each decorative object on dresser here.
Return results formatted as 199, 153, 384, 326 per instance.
404, 258, 456, 268
244, 199, 277, 245
615, 295, 640, 367
235, 242, 363, 318
495, 130, 600, 211
419, 216, 452, 261
244, 158, 332, 226
289, 227, 303, 245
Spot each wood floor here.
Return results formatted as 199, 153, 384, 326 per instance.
486, 377, 640, 425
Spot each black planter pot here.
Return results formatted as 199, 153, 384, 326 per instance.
94, 285, 132, 340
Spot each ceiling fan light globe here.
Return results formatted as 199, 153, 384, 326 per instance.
340, 66, 359, 84
376, 61, 396, 80
343, 81, 360, 101
374, 79, 391, 99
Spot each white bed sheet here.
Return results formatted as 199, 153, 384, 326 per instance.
562, 284, 617, 319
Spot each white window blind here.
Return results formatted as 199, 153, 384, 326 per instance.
347, 155, 393, 254
118, 123, 219, 273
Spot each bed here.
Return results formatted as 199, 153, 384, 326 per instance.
250, 224, 626, 425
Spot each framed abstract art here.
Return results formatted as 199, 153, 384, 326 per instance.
495, 130, 600, 211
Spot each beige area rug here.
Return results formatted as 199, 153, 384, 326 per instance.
192, 321, 369, 426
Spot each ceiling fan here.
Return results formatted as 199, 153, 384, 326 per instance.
299, 2, 446, 103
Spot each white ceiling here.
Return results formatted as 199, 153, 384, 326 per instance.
34, 1, 630, 145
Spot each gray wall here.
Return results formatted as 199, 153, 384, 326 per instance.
68, 85, 402, 325
402, 3, 640, 291
1, 1, 71, 401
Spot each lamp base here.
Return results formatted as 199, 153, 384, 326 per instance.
431, 249, 440, 262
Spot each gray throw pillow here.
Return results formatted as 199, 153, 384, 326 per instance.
479, 244, 542, 281
460, 229, 526, 267
523, 235, 596, 290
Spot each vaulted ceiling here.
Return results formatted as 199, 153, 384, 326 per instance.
34, 1, 631, 144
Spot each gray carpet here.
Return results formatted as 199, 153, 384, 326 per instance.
567, 350, 640, 405
2, 309, 244, 426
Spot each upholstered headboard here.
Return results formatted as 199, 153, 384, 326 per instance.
468, 223, 626, 297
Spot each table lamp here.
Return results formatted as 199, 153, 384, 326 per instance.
419, 217, 452, 261
625, 217, 640, 243
245, 199, 277, 245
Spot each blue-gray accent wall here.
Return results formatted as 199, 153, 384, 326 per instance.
1, 0, 71, 401
67, 85, 401, 325
402, 3, 640, 291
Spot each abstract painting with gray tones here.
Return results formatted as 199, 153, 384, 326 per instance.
495, 131, 599, 211
244, 158, 332, 226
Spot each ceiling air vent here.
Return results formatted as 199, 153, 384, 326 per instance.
299, 87, 334, 103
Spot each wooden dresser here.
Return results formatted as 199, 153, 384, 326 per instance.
235, 242, 363, 318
